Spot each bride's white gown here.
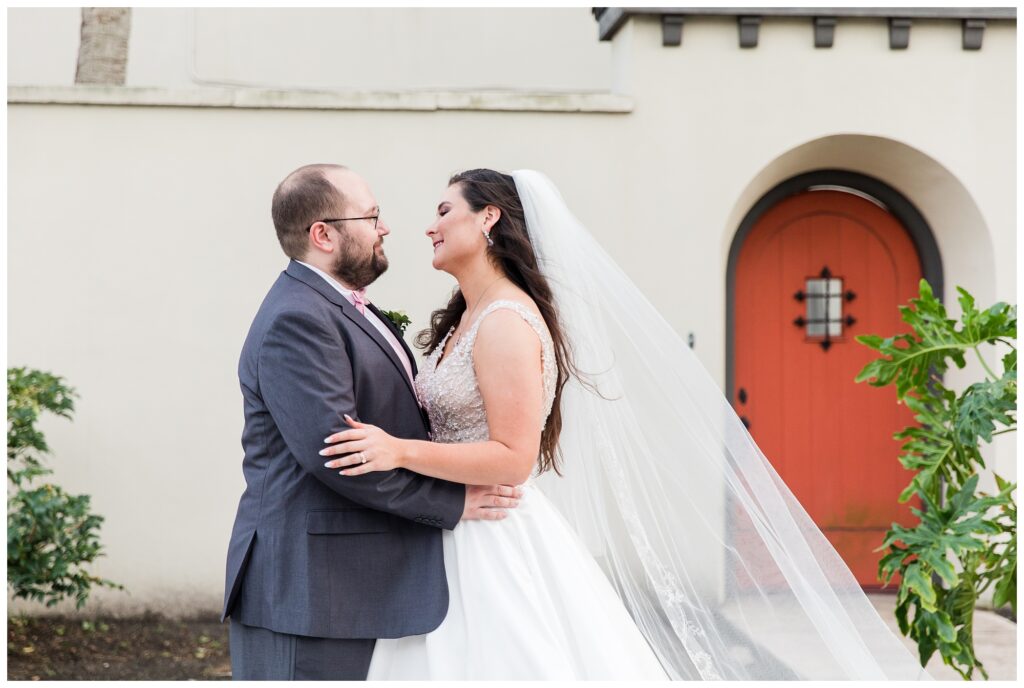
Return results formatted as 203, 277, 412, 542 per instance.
367, 300, 668, 680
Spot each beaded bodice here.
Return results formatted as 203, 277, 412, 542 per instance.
416, 300, 557, 444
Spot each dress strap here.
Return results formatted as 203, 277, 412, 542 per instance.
464, 299, 559, 427
464, 299, 550, 351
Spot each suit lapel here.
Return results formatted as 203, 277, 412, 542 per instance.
365, 302, 430, 433
341, 308, 418, 400
366, 303, 430, 432
285, 261, 417, 399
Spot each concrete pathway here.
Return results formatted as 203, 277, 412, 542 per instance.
868, 594, 1017, 681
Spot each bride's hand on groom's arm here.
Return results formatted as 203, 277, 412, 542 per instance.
320, 416, 523, 521
320, 414, 405, 475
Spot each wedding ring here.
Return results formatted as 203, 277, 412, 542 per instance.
359, 452, 367, 464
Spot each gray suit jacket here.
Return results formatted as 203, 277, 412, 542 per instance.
223, 260, 466, 639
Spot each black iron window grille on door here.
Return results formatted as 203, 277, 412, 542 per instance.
793, 266, 856, 351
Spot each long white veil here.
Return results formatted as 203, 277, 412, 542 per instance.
512, 170, 929, 680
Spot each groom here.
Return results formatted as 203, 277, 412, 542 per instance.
223, 164, 520, 680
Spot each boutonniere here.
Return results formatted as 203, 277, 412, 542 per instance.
380, 309, 412, 335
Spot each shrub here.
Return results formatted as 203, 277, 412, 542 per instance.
856, 281, 1016, 679
7, 367, 123, 608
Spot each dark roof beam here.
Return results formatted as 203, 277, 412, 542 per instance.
738, 16, 761, 48
889, 18, 912, 49
814, 17, 837, 48
963, 19, 986, 50
662, 14, 684, 46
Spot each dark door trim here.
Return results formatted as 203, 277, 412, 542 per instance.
725, 169, 944, 408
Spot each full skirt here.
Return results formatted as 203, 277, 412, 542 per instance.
366, 483, 669, 680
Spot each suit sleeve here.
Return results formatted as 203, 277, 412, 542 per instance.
258, 309, 465, 529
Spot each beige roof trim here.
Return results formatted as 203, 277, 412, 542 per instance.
8, 86, 634, 114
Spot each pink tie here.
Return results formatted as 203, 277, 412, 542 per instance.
349, 289, 367, 315
347, 289, 416, 386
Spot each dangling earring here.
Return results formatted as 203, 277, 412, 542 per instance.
483, 228, 494, 246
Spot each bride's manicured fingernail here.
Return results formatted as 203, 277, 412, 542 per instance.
318, 449, 328, 456
323, 461, 333, 467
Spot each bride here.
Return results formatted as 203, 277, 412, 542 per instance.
319, 169, 929, 680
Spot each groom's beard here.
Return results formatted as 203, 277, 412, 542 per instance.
333, 237, 388, 290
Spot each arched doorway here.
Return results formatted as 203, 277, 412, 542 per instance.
727, 171, 943, 587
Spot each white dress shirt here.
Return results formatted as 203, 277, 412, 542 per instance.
297, 261, 415, 386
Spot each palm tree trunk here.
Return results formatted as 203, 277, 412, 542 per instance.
75, 8, 131, 85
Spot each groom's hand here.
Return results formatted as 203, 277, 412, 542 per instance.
461, 484, 523, 521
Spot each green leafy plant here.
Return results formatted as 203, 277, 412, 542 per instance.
7, 367, 123, 608
856, 281, 1016, 679
381, 309, 412, 335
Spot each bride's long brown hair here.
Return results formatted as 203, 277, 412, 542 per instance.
416, 169, 578, 476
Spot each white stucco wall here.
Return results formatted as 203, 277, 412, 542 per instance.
8, 7, 613, 91
7, 9, 1016, 615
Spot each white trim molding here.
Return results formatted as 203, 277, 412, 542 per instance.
7, 86, 634, 114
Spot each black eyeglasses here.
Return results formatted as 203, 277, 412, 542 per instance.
307, 211, 380, 232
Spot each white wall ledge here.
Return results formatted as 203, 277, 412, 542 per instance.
7, 86, 634, 114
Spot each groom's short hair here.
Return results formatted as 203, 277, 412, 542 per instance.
272, 164, 348, 259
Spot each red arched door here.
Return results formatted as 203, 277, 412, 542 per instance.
734, 190, 921, 587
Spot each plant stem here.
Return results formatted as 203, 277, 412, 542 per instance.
990, 428, 1017, 437
974, 347, 999, 381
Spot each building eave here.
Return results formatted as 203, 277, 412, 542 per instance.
593, 7, 1017, 41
